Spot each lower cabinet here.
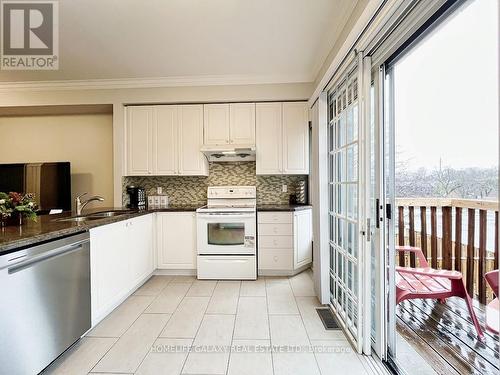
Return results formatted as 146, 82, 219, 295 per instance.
156, 212, 197, 271
257, 209, 312, 276
90, 214, 154, 325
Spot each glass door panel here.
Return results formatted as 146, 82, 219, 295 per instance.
328, 67, 362, 344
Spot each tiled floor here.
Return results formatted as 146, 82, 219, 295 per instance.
44, 270, 373, 375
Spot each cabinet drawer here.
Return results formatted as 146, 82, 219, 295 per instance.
258, 235, 293, 249
258, 249, 293, 270
258, 223, 292, 236
258, 212, 292, 224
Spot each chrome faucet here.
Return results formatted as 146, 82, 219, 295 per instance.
75, 193, 105, 216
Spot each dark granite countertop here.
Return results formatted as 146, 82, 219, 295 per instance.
257, 204, 312, 211
0, 205, 203, 254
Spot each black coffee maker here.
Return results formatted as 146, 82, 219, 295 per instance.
126, 185, 146, 209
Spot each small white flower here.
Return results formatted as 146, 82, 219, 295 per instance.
0, 199, 5, 204
28, 202, 34, 207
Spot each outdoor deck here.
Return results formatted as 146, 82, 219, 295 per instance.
397, 297, 499, 375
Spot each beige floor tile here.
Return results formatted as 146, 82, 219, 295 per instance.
135, 338, 193, 375
206, 281, 241, 314
314, 341, 369, 375
227, 351, 273, 375
229, 339, 273, 375
186, 280, 217, 297
269, 315, 310, 346
266, 279, 299, 314
289, 271, 316, 297
93, 313, 170, 373
193, 314, 235, 345
145, 282, 191, 313
233, 296, 269, 340
296, 297, 346, 340
87, 295, 155, 337
44, 337, 117, 375
160, 297, 210, 338
182, 314, 235, 374
182, 352, 229, 375
273, 352, 321, 375
240, 278, 266, 297
133, 275, 173, 296
171, 275, 197, 283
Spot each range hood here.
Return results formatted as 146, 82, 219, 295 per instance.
201, 145, 256, 162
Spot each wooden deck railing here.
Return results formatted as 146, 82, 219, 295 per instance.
396, 198, 499, 304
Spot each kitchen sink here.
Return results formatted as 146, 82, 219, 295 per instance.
55, 210, 134, 222
87, 210, 134, 218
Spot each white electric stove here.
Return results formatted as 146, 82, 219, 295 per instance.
196, 186, 257, 280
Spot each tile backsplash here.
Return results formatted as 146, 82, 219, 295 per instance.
122, 162, 307, 206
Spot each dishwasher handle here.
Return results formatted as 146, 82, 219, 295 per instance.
7, 240, 88, 274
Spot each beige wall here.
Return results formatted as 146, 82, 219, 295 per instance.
0, 113, 113, 211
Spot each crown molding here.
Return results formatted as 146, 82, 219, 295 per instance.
0, 73, 314, 92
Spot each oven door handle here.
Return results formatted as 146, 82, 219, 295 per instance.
197, 213, 256, 219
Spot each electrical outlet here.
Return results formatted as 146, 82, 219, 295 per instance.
282, 184, 287, 193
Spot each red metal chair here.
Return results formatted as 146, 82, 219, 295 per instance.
396, 245, 484, 340
484, 270, 499, 334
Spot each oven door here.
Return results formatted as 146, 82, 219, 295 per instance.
197, 212, 256, 255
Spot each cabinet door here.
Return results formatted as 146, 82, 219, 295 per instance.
294, 210, 313, 269
90, 221, 130, 324
283, 102, 309, 174
128, 215, 154, 286
229, 103, 255, 145
203, 104, 230, 145
256, 102, 282, 175
127, 106, 153, 175
157, 212, 197, 269
154, 106, 178, 175
178, 105, 208, 175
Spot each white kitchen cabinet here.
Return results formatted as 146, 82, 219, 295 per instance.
229, 103, 255, 144
203, 103, 256, 146
204, 104, 230, 145
283, 102, 309, 174
128, 214, 155, 286
293, 209, 313, 269
256, 102, 282, 174
90, 214, 154, 326
178, 105, 208, 175
157, 212, 197, 270
257, 209, 312, 276
127, 106, 153, 175
126, 105, 208, 176
155, 105, 178, 175
256, 101, 309, 175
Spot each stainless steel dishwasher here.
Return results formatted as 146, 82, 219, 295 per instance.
0, 232, 91, 375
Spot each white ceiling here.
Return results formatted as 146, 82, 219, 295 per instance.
0, 0, 358, 84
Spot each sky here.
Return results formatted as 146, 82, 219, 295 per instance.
394, 0, 498, 171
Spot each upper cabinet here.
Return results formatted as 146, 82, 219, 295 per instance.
229, 103, 256, 145
256, 101, 309, 175
204, 104, 230, 145
126, 105, 208, 176
282, 102, 309, 174
127, 106, 153, 175
178, 105, 207, 175
256, 103, 282, 174
203, 103, 256, 146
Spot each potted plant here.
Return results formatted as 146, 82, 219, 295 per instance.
0, 192, 38, 226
